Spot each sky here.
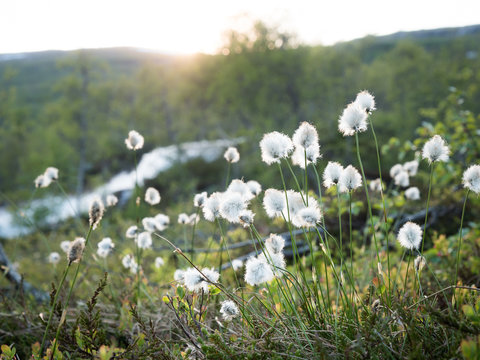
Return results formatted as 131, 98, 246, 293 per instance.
1, 0, 480, 55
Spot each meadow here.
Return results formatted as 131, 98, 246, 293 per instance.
0, 87, 479, 359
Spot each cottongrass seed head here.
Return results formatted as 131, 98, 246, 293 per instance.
203, 192, 223, 222
338, 103, 368, 136
193, 191, 208, 207
291, 145, 321, 169
232, 259, 244, 271
145, 187, 161, 205
48, 252, 60, 265
463, 164, 480, 194
258, 252, 286, 277
122, 254, 134, 269
244, 257, 274, 286
293, 205, 322, 228
219, 192, 247, 223
106, 194, 118, 207
263, 189, 286, 218
125, 130, 144, 150
174, 269, 185, 283
155, 257, 165, 268
238, 210, 255, 228
394, 171, 410, 188
259, 131, 294, 165
246, 180, 262, 197
228, 179, 254, 201
292, 122, 318, 149
390, 164, 404, 178
354, 90, 376, 113
266, 234, 285, 254
403, 160, 419, 176
44, 167, 59, 181
220, 300, 239, 321
136, 231, 152, 249
68, 237, 86, 264
142, 217, 157, 232
60, 240, 71, 253
323, 162, 344, 188
224, 146, 240, 163
89, 197, 104, 230
34, 174, 51, 188
414, 255, 426, 272
97, 237, 115, 258
397, 222, 422, 250
125, 225, 138, 238
422, 135, 450, 164
338, 165, 362, 193
369, 178, 383, 193
405, 187, 420, 200
154, 214, 170, 231
178, 213, 191, 225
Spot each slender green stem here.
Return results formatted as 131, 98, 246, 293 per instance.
225, 162, 231, 190
454, 190, 470, 299
40, 263, 71, 355
404, 252, 412, 292
216, 218, 240, 290
420, 164, 435, 255
190, 207, 201, 262
284, 159, 306, 203
133, 150, 142, 306
304, 149, 308, 205
348, 191, 354, 301
49, 225, 94, 358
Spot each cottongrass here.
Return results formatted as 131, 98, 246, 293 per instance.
228, 179, 255, 201
89, 197, 105, 230
203, 192, 223, 221
354, 90, 376, 113
397, 222, 422, 250
125, 225, 138, 238
389, 164, 403, 178
403, 160, 419, 176
97, 237, 115, 258
154, 214, 170, 231
394, 170, 410, 188
224, 147, 240, 163
462, 164, 480, 194
48, 252, 60, 265
246, 180, 262, 197
414, 255, 426, 272
369, 178, 383, 193
194, 191, 208, 207
323, 162, 343, 188
259, 131, 294, 165
231, 259, 244, 271
178, 213, 190, 225
135, 232, 152, 249
145, 187, 161, 205
238, 210, 255, 228
219, 192, 247, 223
422, 135, 450, 164
125, 130, 144, 150
68, 237, 86, 264
405, 187, 420, 200
106, 194, 118, 207
244, 257, 274, 286
155, 257, 165, 268
142, 217, 157, 232
338, 103, 368, 136
60, 241, 71, 253
263, 189, 286, 218
220, 300, 239, 321
338, 165, 362, 193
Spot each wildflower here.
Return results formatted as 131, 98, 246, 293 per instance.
246, 180, 262, 197
48, 252, 60, 265
89, 197, 105, 230
145, 187, 161, 205
203, 192, 223, 222
125, 130, 144, 150
202, 267, 220, 284
389, 164, 404, 178
178, 213, 190, 225
291, 146, 319, 169
224, 147, 240, 163
259, 131, 294, 165
403, 160, 419, 176
34, 174, 51, 188
136, 231, 152, 249
228, 179, 254, 201
266, 234, 285, 254
183, 268, 204, 292
97, 237, 115, 258
219, 192, 247, 223
174, 269, 185, 283
263, 189, 286, 218
220, 300, 239, 321
154, 214, 170, 231
405, 187, 420, 200
354, 90, 376, 113
394, 171, 410, 188
293, 205, 322, 228
44, 167, 59, 181
193, 192, 208, 207
238, 210, 255, 228
68, 237, 86, 264
286, 190, 306, 217
60, 240, 71, 253
258, 252, 286, 277
189, 213, 200, 225
414, 255, 426, 272
122, 254, 134, 269
397, 222, 422, 250
155, 257, 165, 268
422, 135, 449, 164
244, 257, 274, 286
125, 225, 138, 238
323, 162, 344, 188
232, 259, 244, 271
106, 194, 118, 207
462, 164, 480, 194
292, 122, 318, 149
142, 217, 157, 232
338, 165, 362, 193
369, 178, 383, 193
338, 103, 368, 136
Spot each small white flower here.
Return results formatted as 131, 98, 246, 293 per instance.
193, 192, 208, 207
244, 257, 274, 286
142, 217, 157, 232
390, 164, 404, 178
354, 90, 376, 113
89, 197, 105, 230
68, 237, 86, 264
369, 178, 383, 193
122, 254, 134, 269
145, 187, 161, 205
125, 130, 144, 150
292, 122, 318, 149
97, 237, 115, 258
397, 222, 422, 250
125, 225, 138, 238
338, 165, 362, 193
219, 192, 247, 223
60, 241, 71, 253
422, 135, 450, 164
293, 205, 322, 228
263, 189, 286, 218
405, 187, 420, 200
403, 160, 419, 176
48, 252, 60, 265
462, 164, 480, 194
286, 190, 306, 217
155, 257, 165, 268
136, 231, 152, 249
34, 174, 51, 188
154, 214, 170, 231
338, 103, 368, 136
106, 194, 118, 207
323, 162, 344, 188
224, 147, 240, 163
178, 213, 190, 225
238, 210, 255, 228
291, 145, 321, 169
203, 192, 223, 222
231, 259, 244, 271
44, 167, 59, 181
228, 179, 254, 201
265, 234, 285, 254
220, 300, 239, 321
259, 131, 294, 165
394, 171, 410, 188
258, 252, 286, 277
246, 180, 262, 197
174, 269, 185, 283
